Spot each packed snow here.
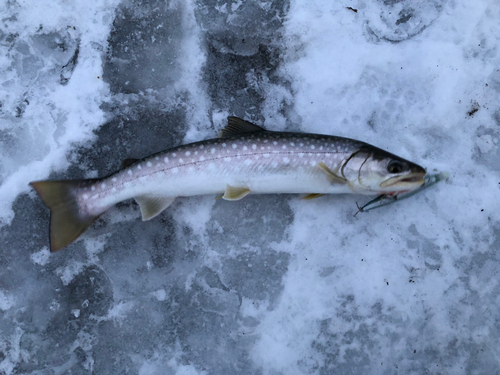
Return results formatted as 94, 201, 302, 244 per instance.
1, 0, 499, 373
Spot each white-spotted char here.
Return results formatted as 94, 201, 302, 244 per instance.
30, 117, 426, 251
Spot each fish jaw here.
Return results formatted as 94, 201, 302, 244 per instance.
378, 172, 426, 191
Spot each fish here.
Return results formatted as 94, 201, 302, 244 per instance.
30, 116, 426, 252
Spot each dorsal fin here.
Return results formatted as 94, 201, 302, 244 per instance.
220, 117, 267, 138
121, 158, 139, 169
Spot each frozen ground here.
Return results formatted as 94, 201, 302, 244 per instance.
1, 0, 499, 374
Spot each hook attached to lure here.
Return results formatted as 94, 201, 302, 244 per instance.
354, 172, 449, 216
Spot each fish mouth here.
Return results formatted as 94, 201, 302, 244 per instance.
379, 173, 426, 189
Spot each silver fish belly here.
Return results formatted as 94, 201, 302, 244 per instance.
30, 117, 426, 251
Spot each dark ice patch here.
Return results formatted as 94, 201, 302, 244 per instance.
207, 195, 293, 306
66, 106, 186, 177
194, 0, 289, 56
67, 265, 113, 319
221, 249, 290, 303
203, 44, 284, 121
88, 216, 264, 374
195, 0, 291, 121
207, 195, 294, 254
103, 0, 185, 94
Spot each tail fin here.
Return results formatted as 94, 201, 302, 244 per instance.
30, 180, 100, 252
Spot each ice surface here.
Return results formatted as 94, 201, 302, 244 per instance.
1, 0, 500, 374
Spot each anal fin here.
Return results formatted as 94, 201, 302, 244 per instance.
318, 162, 346, 184
302, 193, 325, 200
222, 184, 250, 201
135, 195, 176, 221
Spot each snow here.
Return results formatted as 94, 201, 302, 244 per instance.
1, 0, 499, 374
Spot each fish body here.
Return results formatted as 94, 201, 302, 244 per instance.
31, 117, 426, 251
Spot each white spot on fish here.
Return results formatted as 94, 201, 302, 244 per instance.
319, 146, 323, 150
189, 167, 194, 172
164, 157, 169, 163
222, 143, 227, 147
112, 177, 117, 182
264, 153, 270, 158
147, 162, 152, 167
308, 153, 313, 156
299, 153, 304, 157
83, 194, 89, 200
282, 145, 287, 149
185, 151, 191, 156
291, 142, 295, 147
261, 146, 265, 150
111, 187, 117, 193
232, 144, 237, 149
243, 146, 248, 151
252, 144, 257, 150
127, 170, 133, 175
200, 156, 205, 161
200, 145, 204, 149
310, 161, 317, 166
311, 145, 315, 150
172, 168, 179, 174
137, 165, 142, 170
173, 153, 177, 157
101, 183, 106, 189
273, 141, 278, 145
195, 151, 198, 155
211, 148, 216, 154
179, 158, 184, 163
300, 143, 304, 147
155, 156, 159, 161
244, 159, 252, 166
283, 157, 290, 163
264, 140, 268, 143
224, 157, 231, 162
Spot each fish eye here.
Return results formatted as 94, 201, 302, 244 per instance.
387, 160, 404, 174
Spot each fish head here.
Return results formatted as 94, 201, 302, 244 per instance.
341, 146, 426, 194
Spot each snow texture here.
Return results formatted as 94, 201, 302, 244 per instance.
1, 0, 500, 374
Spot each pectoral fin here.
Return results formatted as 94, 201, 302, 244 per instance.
222, 184, 251, 201
318, 162, 346, 184
135, 195, 176, 220
302, 193, 325, 200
